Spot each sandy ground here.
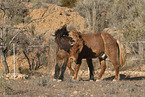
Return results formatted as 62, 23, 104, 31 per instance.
0, 69, 145, 97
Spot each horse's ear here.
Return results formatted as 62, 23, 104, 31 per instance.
69, 30, 81, 40
62, 24, 67, 30
67, 24, 76, 31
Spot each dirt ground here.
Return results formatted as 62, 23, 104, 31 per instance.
0, 68, 145, 97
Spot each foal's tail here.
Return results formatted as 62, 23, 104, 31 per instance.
117, 40, 126, 66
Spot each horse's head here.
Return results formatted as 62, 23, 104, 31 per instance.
54, 25, 68, 39
54, 25, 75, 51
67, 28, 84, 61
68, 30, 81, 42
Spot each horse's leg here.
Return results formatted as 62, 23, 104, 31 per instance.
67, 58, 75, 76
54, 63, 60, 80
73, 59, 82, 80
73, 64, 80, 80
86, 58, 94, 81
58, 58, 68, 81
101, 32, 121, 81
54, 56, 61, 80
96, 58, 106, 81
106, 50, 120, 81
111, 60, 120, 81
106, 47, 120, 81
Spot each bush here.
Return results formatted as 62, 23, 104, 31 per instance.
1, 0, 29, 25
14, 25, 50, 71
75, 0, 145, 41
60, 0, 76, 7
107, 0, 145, 42
75, 0, 110, 33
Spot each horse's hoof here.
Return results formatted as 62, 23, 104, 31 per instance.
112, 79, 119, 81
90, 80, 94, 82
70, 79, 79, 82
57, 79, 63, 82
72, 76, 76, 79
96, 79, 100, 82
53, 79, 57, 81
96, 78, 103, 82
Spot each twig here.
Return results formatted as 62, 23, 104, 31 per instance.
7, 8, 56, 52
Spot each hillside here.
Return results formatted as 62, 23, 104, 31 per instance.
28, 3, 88, 40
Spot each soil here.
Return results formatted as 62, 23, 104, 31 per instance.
0, 68, 145, 97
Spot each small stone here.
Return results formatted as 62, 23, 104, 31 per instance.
73, 91, 78, 94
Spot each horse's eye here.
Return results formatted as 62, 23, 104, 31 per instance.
63, 35, 66, 37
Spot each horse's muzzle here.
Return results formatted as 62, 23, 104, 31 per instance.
70, 39, 75, 46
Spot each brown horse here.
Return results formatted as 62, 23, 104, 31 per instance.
67, 27, 126, 81
53, 25, 75, 81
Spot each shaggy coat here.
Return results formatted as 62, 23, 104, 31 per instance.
53, 25, 75, 81
68, 28, 126, 81
54, 25, 126, 81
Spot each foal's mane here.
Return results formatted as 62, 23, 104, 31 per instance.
54, 25, 69, 39
54, 25, 72, 51
67, 25, 82, 39
68, 28, 84, 56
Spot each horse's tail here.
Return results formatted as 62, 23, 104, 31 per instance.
117, 40, 126, 66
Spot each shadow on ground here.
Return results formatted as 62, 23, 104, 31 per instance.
80, 74, 145, 81
103, 74, 145, 81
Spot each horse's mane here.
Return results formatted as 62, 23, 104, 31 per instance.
54, 25, 72, 51
67, 24, 82, 39
54, 25, 69, 39
67, 25, 84, 57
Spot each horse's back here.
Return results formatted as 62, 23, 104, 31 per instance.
80, 33, 105, 57
81, 33, 117, 57
101, 33, 117, 48
81, 33, 104, 48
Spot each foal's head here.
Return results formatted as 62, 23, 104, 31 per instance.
54, 25, 75, 51
54, 25, 69, 39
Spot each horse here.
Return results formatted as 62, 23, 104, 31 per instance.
53, 25, 75, 81
67, 26, 126, 81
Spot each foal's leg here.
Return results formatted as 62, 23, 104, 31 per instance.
73, 60, 82, 80
96, 59, 106, 81
86, 59, 94, 81
58, 58, 68, 81
54, 57, 61, 80
67, 58, 75, 76
54, 63, 60, 79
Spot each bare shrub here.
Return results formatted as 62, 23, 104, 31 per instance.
0, 0, 29, 25
15, 25, 50, 71
108, 0, 145, 42
75, 0, 145, 41
60, 0, 76, 8
75, 0, 109, 33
